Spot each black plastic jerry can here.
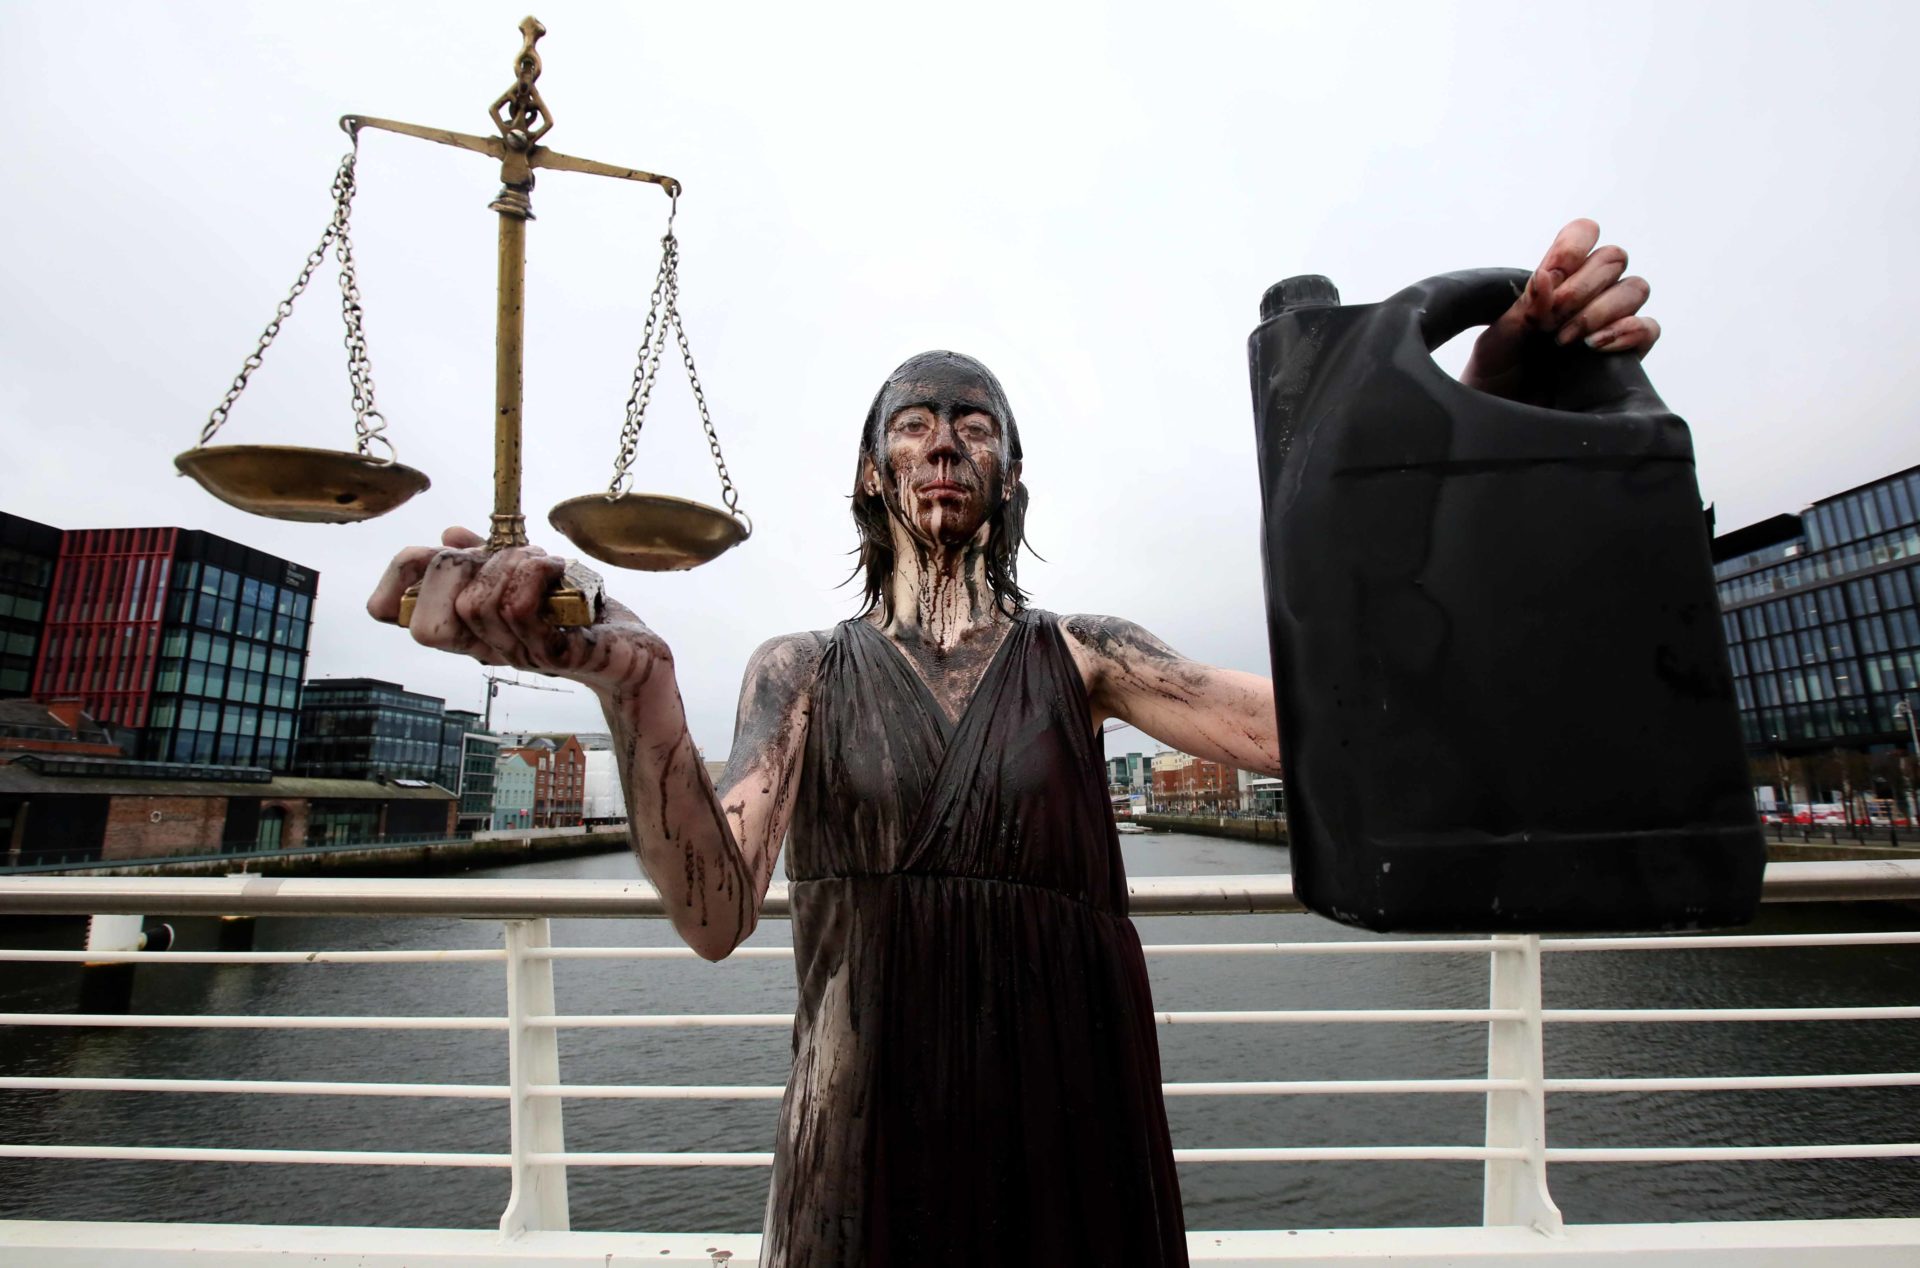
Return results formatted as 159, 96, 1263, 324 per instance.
1247, 269, 1764, 933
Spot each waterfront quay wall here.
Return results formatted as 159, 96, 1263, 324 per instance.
1764, 840, 1920, 863
1134, 814, 1289, 845
42, 828, 631, 879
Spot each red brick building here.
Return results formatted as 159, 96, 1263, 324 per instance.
1151, 751, 1245, 813
0, 752, 455, 867
504, 734, 585, 828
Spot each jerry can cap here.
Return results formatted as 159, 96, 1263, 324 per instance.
1259, 274, 1341, 320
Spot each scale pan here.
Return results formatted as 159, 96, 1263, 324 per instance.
549, 492, 749, 571
174, 445, 431, 524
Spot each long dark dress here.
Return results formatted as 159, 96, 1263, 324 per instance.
761, 609, 1188, 1267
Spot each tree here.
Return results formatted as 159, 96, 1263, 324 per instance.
1748, 756, 1783, 811
1837, 749, 1875, 827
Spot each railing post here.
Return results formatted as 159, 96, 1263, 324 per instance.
499, 917, 568, 1237
1483, 933, 1563, 1233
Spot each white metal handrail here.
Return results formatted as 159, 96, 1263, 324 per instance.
6, 1070, 1914, 1100
0, 1012, 505, 1029
0, 1077, 507, 1098
2, 858, 1914, 918
0, 948, 506, 963
0, 1144, 508, 1166
0, 860, 1916, 1257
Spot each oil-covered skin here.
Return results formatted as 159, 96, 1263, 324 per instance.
367, 526, 806, 961
1059, 614, 1282, 776
858, 361, 1022, 721
707, 629, 831, 904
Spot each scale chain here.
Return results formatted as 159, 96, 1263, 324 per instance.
608, 242, 673, 496
197, 143, 394, 464
332, 156, 390, 462
608, 207, 744, 525
670, 253, 742, 520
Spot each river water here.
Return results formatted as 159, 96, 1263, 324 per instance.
1, 832, 1917, 1234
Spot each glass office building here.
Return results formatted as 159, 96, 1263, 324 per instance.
29, 526, 316, 769
439, 709, 476, 795
1711, 463, 1920, 755
447, 708, 500, 833
294, 678, 458, 784
0, 513, 61, 699
1105, 752, 1152, 793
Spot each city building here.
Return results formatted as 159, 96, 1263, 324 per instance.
23, 523, 317, 770
1245, 775, 1287, 817
1150, 750, 1247, 814
294, 678, 455, 787
1105, 752, 1153, 795
0, 698, 128, 758
501, 734, 585, 828
1712, 465, 1920, 783
0, 751, 456, 867
0, 513, 62, 700
448, 709, 500, 836
582, 748, 626, 824
492, 749, 536, 831
438, 709, 477, 799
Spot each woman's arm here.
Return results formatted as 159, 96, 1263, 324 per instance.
598, 631, 823, 959
1059, 614, 1281, 777
368, 526, 820, 960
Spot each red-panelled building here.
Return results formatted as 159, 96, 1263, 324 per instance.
33, 527, 176, 729
28, 524, 318, 771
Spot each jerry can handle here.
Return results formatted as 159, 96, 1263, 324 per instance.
1405, 267, 1536, 353
1397, 266, 1670, 418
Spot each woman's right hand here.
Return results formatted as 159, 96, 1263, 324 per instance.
366, 526, 672, 697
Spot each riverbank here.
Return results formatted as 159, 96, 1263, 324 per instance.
1130, 813, 1920, 867
10, 828, 632, 879
1134, 813, 1287, 844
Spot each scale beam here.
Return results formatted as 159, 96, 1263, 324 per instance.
339, 115, 681, 196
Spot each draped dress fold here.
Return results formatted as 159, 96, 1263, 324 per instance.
761, 609, 1188, 1267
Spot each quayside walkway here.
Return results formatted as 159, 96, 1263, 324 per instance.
1, 861, 1917, 1266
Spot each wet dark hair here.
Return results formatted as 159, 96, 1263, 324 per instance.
848, 351, 1032, 621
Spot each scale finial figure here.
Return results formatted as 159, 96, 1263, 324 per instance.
491, 16, 554, 144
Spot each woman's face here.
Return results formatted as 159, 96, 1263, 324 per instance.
866, 361, 1017, 549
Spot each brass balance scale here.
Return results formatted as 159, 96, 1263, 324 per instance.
175, 15, 749, 627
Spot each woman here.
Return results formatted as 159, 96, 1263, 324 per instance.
370, 219, 1657, 1265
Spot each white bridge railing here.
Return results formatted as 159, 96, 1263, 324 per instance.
1, 861, 1918, 1266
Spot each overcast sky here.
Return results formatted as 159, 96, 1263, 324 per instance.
5, 0, 1917, 757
